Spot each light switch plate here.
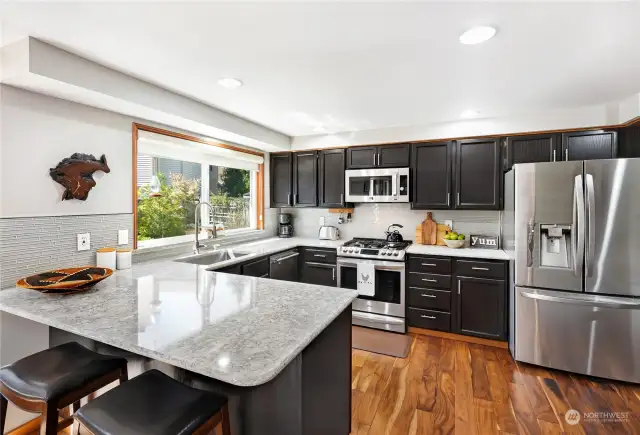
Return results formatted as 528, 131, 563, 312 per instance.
118, 229, 128, 245
319, 216, 325, 226
445, 220, 453, 229
77, 233, 90, 251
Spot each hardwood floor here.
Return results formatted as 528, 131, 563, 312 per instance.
352, 334, 640, 435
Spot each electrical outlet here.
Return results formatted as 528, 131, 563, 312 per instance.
319, 216, 325, 226
77, 233, 90, 251
118, 229, 128, 245
445, 220, 453, 229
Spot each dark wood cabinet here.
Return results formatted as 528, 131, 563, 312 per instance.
411, 141, 452, 209
269, 251, 299, 282
455, 276, 506, 340
270, 153, 292, 207
561, 130, 617, 161
346, 144, 410, 169
377, 144, 410, 168
318, 149, 346, 207
504, 134, 560, 171
619, 122, 640, 158
346, 146, 378, 169
454, 138, 502, 210
292, 151, 318, 207
241, 257, 270, 278
301, 261, 336, 287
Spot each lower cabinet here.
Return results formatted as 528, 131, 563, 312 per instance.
407, 255, 508, 341
455, 276, 506, 340
300, 247, 337, 287
241, 257, 270, 278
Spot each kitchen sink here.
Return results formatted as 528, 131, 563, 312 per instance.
174, 249, 252, 265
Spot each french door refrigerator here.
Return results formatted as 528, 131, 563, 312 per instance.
505, 158, 640, 383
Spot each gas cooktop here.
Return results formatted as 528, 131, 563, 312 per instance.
339, 238, 411, 261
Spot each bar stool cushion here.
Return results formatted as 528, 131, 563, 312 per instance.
0, 342, 127, 401
75, 369, 228, 435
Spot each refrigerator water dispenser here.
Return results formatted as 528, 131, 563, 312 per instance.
540, 224, 571, 268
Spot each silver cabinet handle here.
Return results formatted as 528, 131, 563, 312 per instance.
457, 192, 461, 206
421, 263, 437, 267
422, 278, 437, 282
340, 193, 344, 205
421, 294, 436, 298
471, 267, 489, 271
585, 173, 596, 277
553, 149, 556, 162
314, 254, 326, 258
276, 252, 299, 263
260, 273, 269, 278
287, 193, 291, 206
565, 148, 569, 161
421, 315, 436, 319
332, 267, 336, 281
458, 280, 461, 295
306, 261, 334, 268
373, 153, 376, 165
520, 291, 640, 309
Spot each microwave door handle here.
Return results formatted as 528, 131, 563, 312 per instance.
392, 171, 398, 197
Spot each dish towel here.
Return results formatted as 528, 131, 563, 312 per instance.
357, 263, 376, 297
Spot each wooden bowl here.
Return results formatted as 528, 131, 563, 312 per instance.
16, 267, 113, 294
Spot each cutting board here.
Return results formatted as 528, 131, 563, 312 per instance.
422, 213, 437, 245
436, 224, 452, 246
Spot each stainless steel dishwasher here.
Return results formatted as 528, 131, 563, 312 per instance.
269, 250, 299, 282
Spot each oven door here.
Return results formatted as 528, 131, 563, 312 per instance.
345, 168, 409, 203
337, 257, 405, 318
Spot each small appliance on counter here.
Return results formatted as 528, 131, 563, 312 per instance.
278, 213, 293, 238
319, 225, 340, 240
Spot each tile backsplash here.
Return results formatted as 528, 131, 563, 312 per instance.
0, 214, 133, 289
279, 204, 500, 242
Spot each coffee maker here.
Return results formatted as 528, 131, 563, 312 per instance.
278, 213, 293, 238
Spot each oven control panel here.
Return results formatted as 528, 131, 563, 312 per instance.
338, 246, 405, 260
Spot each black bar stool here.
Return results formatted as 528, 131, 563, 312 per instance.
0, 342, 128, 435
74, 369, 231, 435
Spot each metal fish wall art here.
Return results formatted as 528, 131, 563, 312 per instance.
49, 153, 110, 201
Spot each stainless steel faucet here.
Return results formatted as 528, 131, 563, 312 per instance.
194, 201, 216, 254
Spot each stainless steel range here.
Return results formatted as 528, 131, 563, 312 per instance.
337, 238, 410, 333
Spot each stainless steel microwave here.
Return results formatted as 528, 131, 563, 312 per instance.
344, 168, 410, 203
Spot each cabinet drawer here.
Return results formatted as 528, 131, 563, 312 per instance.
408, 287, 451, 312
456, 260, 505, 279
408, 272, 451, 289
241, 257, 270, 277
408, 256, 451, 275
302, 248, 337, 264
408, 308, 450, 332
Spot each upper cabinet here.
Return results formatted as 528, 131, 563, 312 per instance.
411, 141, 452, 209
318, 149, 346, 207
561, 130, 617, 161
346, 143, 410, 169
504, 133, 560, 171
454, 138, 502, 210
619, 122, 640, 158
270, 153, 292, 208
292, 151, 318, 207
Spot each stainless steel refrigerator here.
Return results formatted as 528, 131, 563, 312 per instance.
504, 158, 640, 383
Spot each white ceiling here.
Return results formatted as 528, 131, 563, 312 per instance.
1, 2, 639, 137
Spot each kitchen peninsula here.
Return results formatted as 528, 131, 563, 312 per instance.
0, 257, 358, 435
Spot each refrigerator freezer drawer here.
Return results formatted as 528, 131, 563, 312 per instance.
515, 287, 640, 383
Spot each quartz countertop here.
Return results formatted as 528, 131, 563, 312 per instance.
0, 258, 357, 387
407, 244, 510, 260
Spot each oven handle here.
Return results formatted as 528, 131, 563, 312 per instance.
337, 258, 405, 270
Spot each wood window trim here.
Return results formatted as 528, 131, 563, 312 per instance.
132, 122, 265, 249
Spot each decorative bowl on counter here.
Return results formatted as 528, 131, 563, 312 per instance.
16, 267, 113, 294
443, 239, 465, 249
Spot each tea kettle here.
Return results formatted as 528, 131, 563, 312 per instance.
385, 224, 404, 242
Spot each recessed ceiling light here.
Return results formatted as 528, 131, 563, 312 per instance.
459, 26, 497, 45
461, 110, 480, 119
217, 78, 243, 89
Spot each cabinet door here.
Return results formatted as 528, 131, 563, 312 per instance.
301, 261, 336, 286
504, 134, 559, 171
318, 149, 346, 207
292, 151, 318, 207
242, 257, 270, 277
377, 144, 410, 168
619, 122, 640, 158
346, 146, 377, 169
454, 138, 502, 210
270, 153, 292, 207
561, 130, 617, 161
456, 276, 506, 340
411, 141, 452, 209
